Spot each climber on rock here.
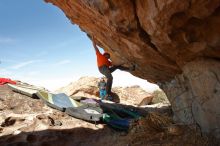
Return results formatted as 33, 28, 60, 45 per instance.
92, 36, 135, 99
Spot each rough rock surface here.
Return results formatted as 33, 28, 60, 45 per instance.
161, 59, 220, 138
45, 0, 220, 137
0, 84, 215, 146
113, 86, 153, 106
57, 76, 153, 106
57, 76, 100, 98
0, 85, 110, 146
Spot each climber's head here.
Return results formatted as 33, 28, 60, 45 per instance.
100, 77, 106, 82
103, 52, 110, 59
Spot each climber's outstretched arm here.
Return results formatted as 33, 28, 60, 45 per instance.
92, 36, 99, 52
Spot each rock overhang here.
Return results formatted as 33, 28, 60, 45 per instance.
44, 0, 220, 137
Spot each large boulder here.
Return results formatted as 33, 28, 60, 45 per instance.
57, 76, 99, 98
112, 86, 153, 105
45, 0, 220, 137
161, 59, 220, 137
57, 76, 153, 105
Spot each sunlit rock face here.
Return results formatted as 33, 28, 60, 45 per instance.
45, 0, 220, 137
57, 76, 153, 106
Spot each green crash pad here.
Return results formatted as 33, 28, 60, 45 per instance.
36, 91, 81, 111
36, 91, 103, 121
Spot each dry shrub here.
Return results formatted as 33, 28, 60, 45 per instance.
147, 112, 172, 131
127, 112, 215, 146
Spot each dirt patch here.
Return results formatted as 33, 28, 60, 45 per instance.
0, 84, 219, 146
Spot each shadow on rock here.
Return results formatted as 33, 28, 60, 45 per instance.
0, 125, 122, 146
110, 92, 120, 103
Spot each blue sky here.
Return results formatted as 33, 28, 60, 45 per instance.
0, 0, 158, 91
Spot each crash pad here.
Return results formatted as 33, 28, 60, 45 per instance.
8, 84, 39, 98
8, 83, 140, 127
37, 91, 103, 121
36, 91, 81, 111
65, 105, 103, 122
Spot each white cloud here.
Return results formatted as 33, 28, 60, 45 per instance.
55, 60, 71, 66
11, 60, 43, 70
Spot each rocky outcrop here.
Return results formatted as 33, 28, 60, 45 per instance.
57, 76, 153, 106
45, 0, 220, 82
57, 76, 100, 98
45, 0, 220, 137
113, 86, 153, 106
161, 59, 220, 137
